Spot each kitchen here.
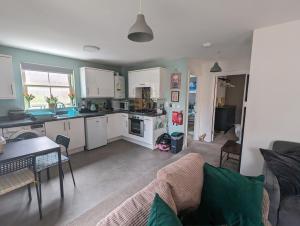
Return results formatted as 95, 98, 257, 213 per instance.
0, 55, 168, 154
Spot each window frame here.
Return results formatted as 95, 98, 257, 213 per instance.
21, 69, 75, 109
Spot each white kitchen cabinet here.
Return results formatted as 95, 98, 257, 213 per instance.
121, 113, 129, 137
44, 120, 67, 140
114, 76, 125, 99
67, 118, 85, 150
80, 67, 114, 98
107, 114, 122, 140
45, 118, 85, 153
143, 117, 154, 144
128, 67, 167, 99
0, 55, 16, 99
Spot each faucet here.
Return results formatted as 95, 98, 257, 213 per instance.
56, 102, 65, 109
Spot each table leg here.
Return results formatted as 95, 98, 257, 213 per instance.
219, 149, 223, 167
57, 149, 64, 198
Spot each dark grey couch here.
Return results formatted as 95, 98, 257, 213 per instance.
263, 141, 300, 226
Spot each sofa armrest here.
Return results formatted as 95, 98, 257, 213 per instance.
263, 165, 280, 226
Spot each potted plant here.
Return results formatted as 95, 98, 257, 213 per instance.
68, 90, 76, 106
46, 95, 58, 109
24, 92, 35, 109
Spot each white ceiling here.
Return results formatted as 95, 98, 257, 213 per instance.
0, 0, 300, 65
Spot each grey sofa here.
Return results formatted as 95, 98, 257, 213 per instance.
263, 140, 300, 226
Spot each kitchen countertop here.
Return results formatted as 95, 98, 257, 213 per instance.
0, 110, 166, 128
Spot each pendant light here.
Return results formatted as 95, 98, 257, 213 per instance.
128, 0, 154, 42
210, 51, 222, 73
210, 62, 222, 72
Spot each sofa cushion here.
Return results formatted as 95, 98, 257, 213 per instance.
197, 163, 265, 226
157, 153, 204, 212
260, 148, 300, 198
278, 195, 300, 226
180, 187, 271, 226
97, 179, 176, 226
147, 193, 182, 226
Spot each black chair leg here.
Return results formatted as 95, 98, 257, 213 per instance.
35, 181, 42, 219
47, 168, 50, 180
68, 160, 76, 186
27, 184, 32, 202
38, 172, 42, 203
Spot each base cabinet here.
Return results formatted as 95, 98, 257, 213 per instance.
45, 118, 85, 153
107, 114, 122, 140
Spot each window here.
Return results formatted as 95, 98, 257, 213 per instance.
22, 67, 74, 109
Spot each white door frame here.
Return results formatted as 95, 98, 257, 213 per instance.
211, 72, 249, 141
184, 73, 199, 146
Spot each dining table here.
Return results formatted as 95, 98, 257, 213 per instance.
0, 136, 64, 198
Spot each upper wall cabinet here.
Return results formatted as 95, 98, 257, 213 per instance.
80, 67, 114, 98
128, 67, 168, 99
0, 55, 16, 99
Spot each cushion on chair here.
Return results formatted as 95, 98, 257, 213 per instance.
0, 169, 35, 195
157, 153, 204, 212
97, 179, 177, 226
36, 152, 69, 172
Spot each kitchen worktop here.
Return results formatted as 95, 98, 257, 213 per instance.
0, 110, 165, 128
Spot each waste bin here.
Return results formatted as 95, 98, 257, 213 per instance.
171, 132, 184, 153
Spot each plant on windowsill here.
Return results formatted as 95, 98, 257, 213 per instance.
68, 90, 76, 106
24, 92, 35, 109
46, 95, 58, 110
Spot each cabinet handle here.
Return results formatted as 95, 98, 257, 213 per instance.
63, 122, 66, 131
97, 88, 100, 95
10, 84, 13, 95
87, 88, 89, 95
68, 121, 71, 130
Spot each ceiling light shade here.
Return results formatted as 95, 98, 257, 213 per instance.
210, 62, 222, 72
128, 13, 153, 42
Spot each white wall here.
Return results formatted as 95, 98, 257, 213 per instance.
189, 58, 250, 142
241, 20, 300, 176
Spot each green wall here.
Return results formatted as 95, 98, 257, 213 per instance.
0, 45, 189, 134
0, 45, 121, 116
123, 58, 189, 134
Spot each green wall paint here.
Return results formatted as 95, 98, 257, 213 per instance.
0, 45, 121, 116
123, 58, 189, 134
0, 45, 189, 134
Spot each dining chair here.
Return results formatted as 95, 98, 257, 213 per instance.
0, 155, 42, 219
35, 135, 76, 202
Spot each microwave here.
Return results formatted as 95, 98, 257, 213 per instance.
120, 101, 129, 110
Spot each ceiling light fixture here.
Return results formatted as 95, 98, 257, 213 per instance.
202, 42, 212, 48
83, 45, 100, 52
210, 51, 222, 73
128, 0, 154, 42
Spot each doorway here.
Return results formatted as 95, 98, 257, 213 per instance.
212, 74, 247, 143
187, 74, 198, 145
211, 74, 248, 171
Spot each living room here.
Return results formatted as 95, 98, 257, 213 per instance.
0, 1, 300, 226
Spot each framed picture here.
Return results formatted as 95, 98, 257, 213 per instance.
170, 73, 181, 89
171, 91, 180, 102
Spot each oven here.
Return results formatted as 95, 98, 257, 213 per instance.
128, 114, 144, 137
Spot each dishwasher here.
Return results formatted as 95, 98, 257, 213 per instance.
85, 116, 108, 150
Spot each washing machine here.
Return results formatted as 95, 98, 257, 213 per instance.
2, 124, 46, 142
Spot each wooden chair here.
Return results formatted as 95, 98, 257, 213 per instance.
0, 155, 42, 219
35, 135, 76, 202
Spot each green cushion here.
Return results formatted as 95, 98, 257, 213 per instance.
147, 193, 182, 226
195, 163, 265, 226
